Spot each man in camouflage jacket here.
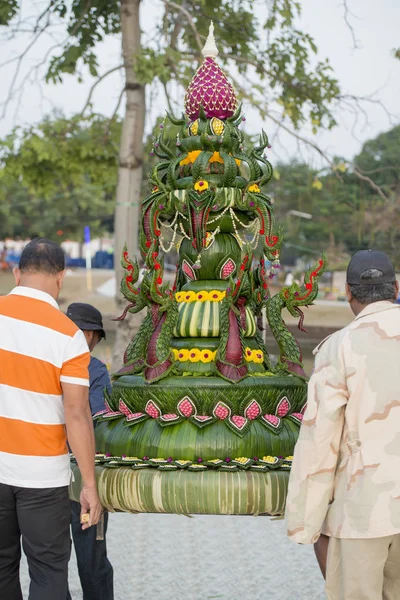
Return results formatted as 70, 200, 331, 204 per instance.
286, 250, 400, 599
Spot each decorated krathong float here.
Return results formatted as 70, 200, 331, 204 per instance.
70, 24, 325, 516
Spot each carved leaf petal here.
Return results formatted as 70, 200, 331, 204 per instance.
276, 396, 291, 417
177, 396, 197, 418
145, 400, 161, 419
244, 399, 262, 420
262, 414, 281, 429
213, 401, 231, 420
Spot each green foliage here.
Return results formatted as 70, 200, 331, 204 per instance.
0, 114, 121, 240
2, 1, 339, 131
266, 125, 400, 267
46, 1, 120, 83
352, 125, 400, 263
0, 0, 18, 25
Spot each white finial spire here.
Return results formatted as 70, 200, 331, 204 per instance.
202, 22, 219, 58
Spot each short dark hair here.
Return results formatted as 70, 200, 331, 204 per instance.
348, 268, 397, 304
19, 238, 65, 275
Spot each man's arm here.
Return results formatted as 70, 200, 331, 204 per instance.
285, 337, 348, 544
61, 331, 102, 528
63, 381, 102, 528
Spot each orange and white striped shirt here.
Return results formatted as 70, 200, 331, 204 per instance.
0, 286, 90, 488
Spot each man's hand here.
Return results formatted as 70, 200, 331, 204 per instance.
80, 484, 102, 530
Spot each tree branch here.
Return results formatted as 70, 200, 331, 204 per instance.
235, 80, 391, 201
352, 166, 391, 201
340, 94, 398, 126
236, 80, 337, 169
163, 1, 203, 52
169, 0, 187, 49
105, 85, 126, 134
355, 165, 400, 176
33, 3, 53, 33
0, 21, 51, 119
341, 1, 361, 50
162, 81, 174, 114
80, 64, 124, 115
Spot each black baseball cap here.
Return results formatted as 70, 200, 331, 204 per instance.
347, 250, 396, 285
67, 303, 106, 339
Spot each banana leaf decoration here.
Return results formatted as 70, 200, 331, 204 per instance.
83, 29, 327, 516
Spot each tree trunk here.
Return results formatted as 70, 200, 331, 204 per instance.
112, 0, 146, 372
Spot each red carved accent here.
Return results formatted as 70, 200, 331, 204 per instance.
265, 235, 279, 247
256, 208, 265, 234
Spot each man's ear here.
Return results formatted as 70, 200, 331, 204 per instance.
13, 267, 21, 285
56, 269, 66, 290
345, 282, 352, 303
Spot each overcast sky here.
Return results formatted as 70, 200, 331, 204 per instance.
0, 0, 399, 168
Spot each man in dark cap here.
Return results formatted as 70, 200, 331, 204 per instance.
66, 303, 114, 600
286, 250, 400, 599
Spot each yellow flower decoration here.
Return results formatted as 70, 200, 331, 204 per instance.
244, 347, 253, 362
196, 291, 208, 302
252, 350, 264, 364
209, 151, 240, 166
180, 151, 240, 167
188, 349, 201, 363
194, 180, 209, 192
209, 290, 225, 302
248, 184, 260, 193
182, 291, 196, 302
200, 349, 215, 363
180, 150, 201, 166
176, 349, 189, 361
172, 348, 216, 363
175, 290, 226, 303
243, 348, 264, 363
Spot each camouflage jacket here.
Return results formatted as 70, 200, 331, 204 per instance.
286, 301, 400, 544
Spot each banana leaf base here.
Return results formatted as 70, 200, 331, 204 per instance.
69, 464, 289, 516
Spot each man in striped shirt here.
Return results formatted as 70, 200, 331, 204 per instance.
0, 238, 102, 600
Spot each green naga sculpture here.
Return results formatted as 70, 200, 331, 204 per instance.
70, 24, 325, 515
